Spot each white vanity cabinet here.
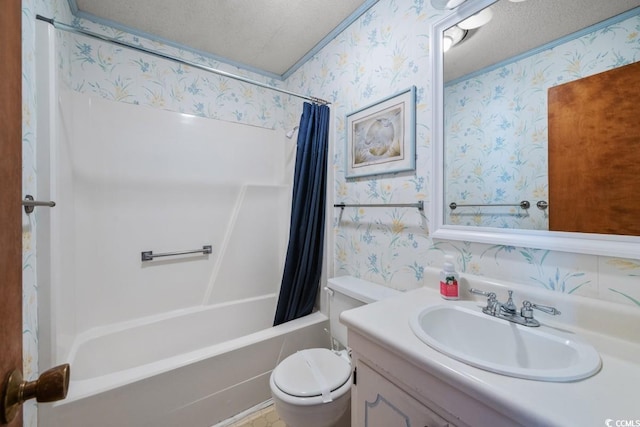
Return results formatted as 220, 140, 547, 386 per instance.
353, 359, 452, 427
348, 329, 521, 427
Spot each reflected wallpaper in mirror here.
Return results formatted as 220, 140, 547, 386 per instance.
443, 3, 640, 230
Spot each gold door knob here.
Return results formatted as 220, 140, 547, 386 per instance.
1, 364, 70, 424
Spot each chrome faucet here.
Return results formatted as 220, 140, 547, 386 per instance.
499, 290, 517, 315
469, 288, 561, 327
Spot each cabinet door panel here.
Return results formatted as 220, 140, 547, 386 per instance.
355, 361, 451, 427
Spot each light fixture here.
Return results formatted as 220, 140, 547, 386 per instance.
431, 0, 467, 10
443, 25, 467, 52
458, 7, 494, 30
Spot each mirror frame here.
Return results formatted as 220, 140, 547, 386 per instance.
431, 0, 640, 260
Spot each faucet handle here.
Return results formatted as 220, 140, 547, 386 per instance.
469, 288, 495, 298
469, 288, 498, 314
522, 300, 561, 316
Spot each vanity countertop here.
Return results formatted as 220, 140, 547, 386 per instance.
341, 282, 640, 427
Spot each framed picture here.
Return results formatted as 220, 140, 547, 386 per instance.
345, 86, 416, 179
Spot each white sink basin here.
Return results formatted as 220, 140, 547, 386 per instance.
409, 303, 601, 382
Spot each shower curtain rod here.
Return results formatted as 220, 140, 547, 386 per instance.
36, 15, 331, 106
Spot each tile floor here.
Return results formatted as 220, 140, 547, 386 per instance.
229, 406, 286, 427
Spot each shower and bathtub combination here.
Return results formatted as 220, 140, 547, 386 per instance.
35, 22, 329, 426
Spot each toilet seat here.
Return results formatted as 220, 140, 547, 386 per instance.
273, 348, 351, 399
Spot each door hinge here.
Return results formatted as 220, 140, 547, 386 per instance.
353, 367, 357, 385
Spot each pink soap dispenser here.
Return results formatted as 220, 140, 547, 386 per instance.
439, 255, 459, 300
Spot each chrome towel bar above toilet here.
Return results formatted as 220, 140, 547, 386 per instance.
334, 201, 424, 211
141, 245, 213, 262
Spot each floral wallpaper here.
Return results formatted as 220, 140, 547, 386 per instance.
287, 1, 436, 289
444, 13, 640, 229
285, 0, 640, 307
18, 0, 640, 424
63, 20, 302, 130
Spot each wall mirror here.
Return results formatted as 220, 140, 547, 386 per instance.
431, 0, 640, 259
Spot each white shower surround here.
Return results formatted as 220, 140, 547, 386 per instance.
36, 22, 328, 426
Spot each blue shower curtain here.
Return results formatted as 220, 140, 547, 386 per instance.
274, 102, 330, 326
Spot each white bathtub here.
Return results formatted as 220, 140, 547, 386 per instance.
40, 295, 329, 427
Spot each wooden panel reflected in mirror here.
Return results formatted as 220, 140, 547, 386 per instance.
548, 61, 640, 236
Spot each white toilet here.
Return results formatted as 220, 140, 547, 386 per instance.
269, 276, 400, 427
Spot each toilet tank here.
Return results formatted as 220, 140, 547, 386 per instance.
326, 276, 400, 349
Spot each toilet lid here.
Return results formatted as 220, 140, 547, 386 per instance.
273, 348, 351, 398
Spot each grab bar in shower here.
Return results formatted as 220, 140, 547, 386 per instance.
22, 195, 56, 214
334, 201, 424, 211
141, 245, 213, 262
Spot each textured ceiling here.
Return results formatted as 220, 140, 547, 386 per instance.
74, 0, 372, 77
445, 0, 640, 82
72, 0, 639, 80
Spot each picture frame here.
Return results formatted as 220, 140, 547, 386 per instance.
345, 86, 416, 179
